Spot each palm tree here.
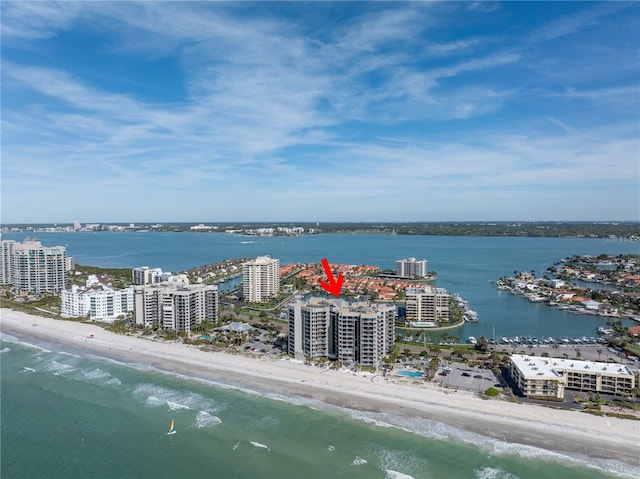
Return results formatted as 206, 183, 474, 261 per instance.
476, 336, 489, 353
575, 347, 581, 359
425, 357, 440, 380
596, 348, 603, 361
552, 343, 559, 357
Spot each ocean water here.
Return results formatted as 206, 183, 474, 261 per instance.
3, 231, 639, 339
2, 232, 640, 477
1, 334, 637, 479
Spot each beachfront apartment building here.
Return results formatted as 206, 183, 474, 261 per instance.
243, 256, 280, 303
287, 298, 395, 367
405, 286, 450, 325
6, 239, 67, 294
61, 276, 134, 322
0, 236, 15, 285
396, 257, 428, 278
133, 283, 218, 333
508, 354, 636, 400
287, 298, 331, 361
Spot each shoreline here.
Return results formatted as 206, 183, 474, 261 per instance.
1, 308, 639, 467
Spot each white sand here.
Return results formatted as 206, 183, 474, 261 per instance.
2, 308, 639, 465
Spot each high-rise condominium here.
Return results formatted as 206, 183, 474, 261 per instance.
395, 257, 428, 278
243, 255, 280, 303
6, 239, 67, 294
405, 286, 450, 324
287, 298, 396, 367
133, 283, 218, 333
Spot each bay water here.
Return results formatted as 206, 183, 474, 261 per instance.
2, 232, 639, 478
4, 231, 639, 339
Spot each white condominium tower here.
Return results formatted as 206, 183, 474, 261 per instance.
0, 237, 15, 285
287, 298, 396, 367
133, 283, 218, 333
132, 266, 165, 285
8, 239, 67, 294
396, 257, 428, 278
405, 286, 450, 323
243, 255, 280, 303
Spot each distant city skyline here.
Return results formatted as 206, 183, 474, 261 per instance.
2, 2, 638, 223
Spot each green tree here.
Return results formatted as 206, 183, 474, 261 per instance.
475, 336, 489, 353
425, 357, 440, 380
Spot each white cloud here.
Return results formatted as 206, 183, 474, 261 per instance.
1, 1, 85, 39
1, 2, 638, 222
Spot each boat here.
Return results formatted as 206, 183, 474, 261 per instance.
463, 310, 479, 322
167, 418, 177, 435
468, 336, 477, 345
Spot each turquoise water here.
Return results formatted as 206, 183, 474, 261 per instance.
1, 335, 637, 479
397, 371, 423, 378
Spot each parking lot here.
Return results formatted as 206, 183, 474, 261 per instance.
433, 361, 500, 393
491, 343, 639, 367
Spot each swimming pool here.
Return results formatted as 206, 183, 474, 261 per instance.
408, 321, 436, 327
397, 370, 423, 378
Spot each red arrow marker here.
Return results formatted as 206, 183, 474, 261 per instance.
319, 258, 344, 298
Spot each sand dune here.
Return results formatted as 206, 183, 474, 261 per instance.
2, 308, 638, 465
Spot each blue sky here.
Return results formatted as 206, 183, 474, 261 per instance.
2, 1, 638, 223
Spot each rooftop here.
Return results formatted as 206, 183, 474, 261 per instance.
511, 354, 633, 379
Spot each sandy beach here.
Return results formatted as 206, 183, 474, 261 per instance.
2, 308, 638, 466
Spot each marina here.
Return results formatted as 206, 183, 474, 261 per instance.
453, 293, 479, 322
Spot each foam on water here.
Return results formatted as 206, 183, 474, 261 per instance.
194, 411, 222, 429
133, 383, 220, 413
351, 456, 368, 466
0, 332, 18, 342
386, 470, 416, 479
1, 347, 12, 353
105, 377, 122, 386
5, 334, 636, 478
474, 466, 519, 479
42, 360, 77, 375
369, 443, 433, 479
125, 367, 637, 479
1, 333, 52, 353
249, 441, 270, 451
334, 407, 640, 479
166, 400, 191, 411
21, 366, 36, 373
82, 368, 112, 380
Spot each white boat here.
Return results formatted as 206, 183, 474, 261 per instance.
167, 418, 177, 435
468, 336, 477, 345
526, 294, 547, 303
464, 310, 479, 322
